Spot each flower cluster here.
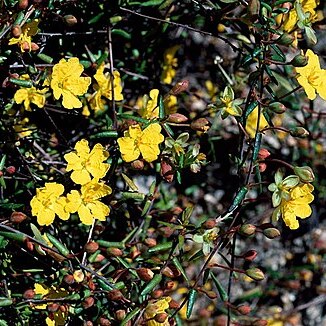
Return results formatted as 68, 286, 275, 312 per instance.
295, 49, 326, 100
30, 139, 111, 225
9, 20, 39, 52
144, 296, 171, 326
268, 169, 314, 229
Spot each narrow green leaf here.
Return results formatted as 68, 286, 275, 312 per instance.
148, 241, 173, 253
46, 233, 69, 256
210, 271, 228, 301
37, 53, 53, 63
121, 307, 141, 326
228, 186, 248, 212
9, 78, 33, 88
141, 274, 162, 296
172, 257, 189, 285
96, 240, 125, 248
88, 13, 104, 24
186, 289, 197, 318
0, 231, 26, 242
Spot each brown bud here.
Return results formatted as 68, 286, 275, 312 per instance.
64, 274, 75, 285
94, 254, 105, 263
21, 41, 30, 52
25, 239, 34, 251
0, 171, 3, 177
263, 228, 281, 239
258, 148, 271, 160
170, 80, 189, 95
190, 118, 210, 132
245, 268, 265, 281
171, 206, 183, 215
23, 289, 35, 299
236, 304, 251, 315
203, 219, 217, 229
164, 280, 175, 290
136, 268, 154, 282
99, 317, 112, 325
239, 224, 256, 236
11, 25, 22, 37
243, 249, 258, 262
131, 159, 144, 170
85, 321, 93, 326
6, 166, 16, 174
169, 299, 180, 309
18, 0, 29, 9
63, 15, 78, 26
84, 241, 99, 253
161, 161, 174, 183
129, 246, 141, 260
107, 247, 123, 257
59, 305, 67, 312
10, 211, 27, 223
48, 303, 59, 312
248, 0, 260, 16
30, 42, 39, 51
259, 163, 267, 172
162, 266, 174, 278
160, 226, 174, 237
108, 290, 124, 301
154, 313, 168, 323
82, 297, 95, 309
293, 166, 315, 183
151, 289, 164, 299
115, 310, 126, 321
144, 238, 157, 248
167, 113, 188, 123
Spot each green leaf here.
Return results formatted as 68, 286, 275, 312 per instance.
186, 289, 197, 318
111, 29, 131, 40
121, 307, 141, 326
46, 233, 69, 256
210, 271, 228, 301
139, 0, 165, 6
0, 155, 6, 170
148, 241, 173, 252
88, 13, 104, 24
172, 257, 189, 285
141, 274, 162, 296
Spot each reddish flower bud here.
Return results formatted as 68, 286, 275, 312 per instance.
243, 249, 258, 262
245, 268, 265, 281
164, 280, 175, 290
11, 25, 22, 38
30, 42, 39, 51
253, 320, 268, 326
258, 148, 271, 160
131, 159, 144, 170
170, 80, 189, 95
169, 299, 180, 309
6, 166, 16, 174
82, 297, 95, 309
23, 289, 35, 299
10, 211, 27, 223
154, 313, 168, 323
84, 241, 99, 253
107, 247, 123, 257
151, 289, 164, 299
239, 224, 256, 236
236, 304, 251, 315
64, 274, 75, 285
203, 219, 217, 229
191, 118, 210, 132
263, 228, 281, 239
167, 113, 188, 123
293, 166, 315, 183
100, 316, 112, 325
48, 303, 59, 312
136, 268, 154, 282
259, 163, 267, 172
161, 161, 174, 183
290, 127, 309, 138
18, 0, 29, 9
63, 15, 78, 26
115, 310, 126, 321
107, 289, 124, 301
144, 238, 157, 247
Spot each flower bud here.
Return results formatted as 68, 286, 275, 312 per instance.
263, 228, 281, 239
107, 289, 124, 301
64, 274, 75, 285
144, 238, 157, 248
164, 280, 175, 290
6, 166, 16, 174
63, 15, 78, 27
23, 289, 35, 299
243, 249, 258, 262
154, 313, 168, 323
293, 166, 315, 183
82, 297, 95, 309
167, 113, 188, 123
170, 80, 189, 95
10, 211, 27, 223
100, 316, 112, 325
239, 224, 256, 236
48, 303, 59, 312
289, 127, 309, 138
107, 247, 123, 257
30, 42, 39, 52
18, 0, 29, 9
94, 254, 105, 263
236, 304, 251, 315
161, 161, 174, 183
169, 299, 180, 309
161, 266, 175, 278
131, 159, 144, 170
115, 310, 126, 321
84, 241, 99, 253
259, 163, 267, 172
253, 320, 268, 326
291, 54, 308, 67
151, 289, 164, 299
136, 268, 154, 281
203, 219, 217, 229
258, 148, 270, 160
109, 16, 123, 24
22, 41, 30, 52
245, 268, 265, 281
276, 33, 295, 46
11, 25, 22, 38
191, 118, 210, 132
268, 102, 286, 114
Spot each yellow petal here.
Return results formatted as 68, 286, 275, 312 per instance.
61, 89, 82, 109
71, 169, 91, 185
117, 137, 140, 162
78, 204, 93, 225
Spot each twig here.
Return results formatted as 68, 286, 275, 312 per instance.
81, 220, 96, 265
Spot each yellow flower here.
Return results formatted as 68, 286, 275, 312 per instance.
117, 123, 164, 163
161, 45, 179, 84
216, 86, 242, 118
205, 80, 218, 102
272, 183, 314, 230
164, 95, 178, 115
8, 20, 39, 52
245, 107, 269, 138
94, 63, 124, 102
33, 283, 69, 325
144, 297, 171, 326
139, 89, 160, 119
64, 139, 110, 185
13, 117, 36, 138
295, 49, 326, 100
14, 75, 48, 111
50, 58, 91, 109
30, 183, 69, 226
66, 179, 111, 225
